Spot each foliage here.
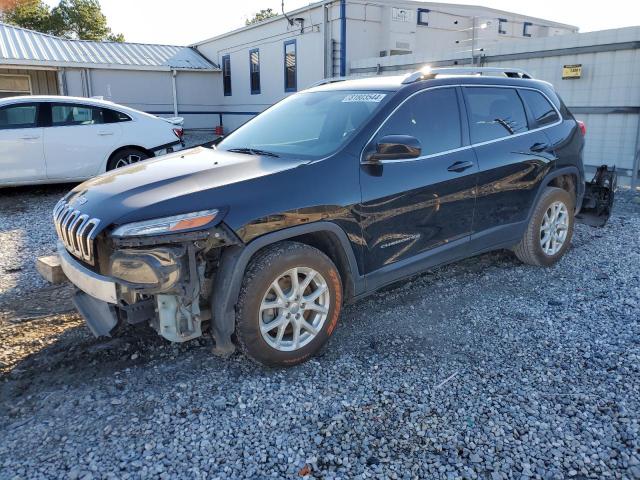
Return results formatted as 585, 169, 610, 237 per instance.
245, 8, 277, 26
1, 0, 52, 33
1, 0, 124, 42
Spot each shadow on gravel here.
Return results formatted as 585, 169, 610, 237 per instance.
0, 316, 199, 406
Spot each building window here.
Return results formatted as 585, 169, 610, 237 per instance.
249, 48, 261, 95
284, 40, 297, 92
0, 74, 32, 99
222, 55, 232, 96
498, 18, 507, 34
523, 22, 532, 37
417, 8, 429, 26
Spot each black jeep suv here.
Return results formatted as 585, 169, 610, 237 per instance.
53, 67, 615, 366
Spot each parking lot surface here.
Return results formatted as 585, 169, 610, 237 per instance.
0, 166, 639, 478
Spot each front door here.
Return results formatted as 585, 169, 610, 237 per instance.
0, 103, 45, 183
43, 102, 121, 179
359, 87, 478, 277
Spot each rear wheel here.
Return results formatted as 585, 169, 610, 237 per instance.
513, 187, 575, 267
235, 241, 342, 367
107, 148, 149, 171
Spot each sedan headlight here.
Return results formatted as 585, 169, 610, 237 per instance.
111, 209, 219, 237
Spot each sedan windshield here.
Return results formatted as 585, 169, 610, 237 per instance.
218, 90, 391, 160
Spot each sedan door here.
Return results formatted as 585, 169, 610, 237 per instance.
0, 103, 46, 183
358, 87, 478, 282
43, 103, 122, 180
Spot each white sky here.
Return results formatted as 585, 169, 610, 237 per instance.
44, 0, 640, 46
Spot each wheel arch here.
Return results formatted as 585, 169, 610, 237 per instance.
527, 166, 583, 222
209, 222, 363, 357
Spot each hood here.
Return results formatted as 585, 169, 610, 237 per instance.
63, 146, 306, 231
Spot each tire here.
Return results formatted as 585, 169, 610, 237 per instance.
107, 148, 149, 171
513, 187, 575, 267
235, 241, 343, 367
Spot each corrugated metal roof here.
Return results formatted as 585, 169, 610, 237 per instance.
0, 22, 218, 71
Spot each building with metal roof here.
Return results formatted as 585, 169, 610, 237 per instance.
0, 22, 219, 128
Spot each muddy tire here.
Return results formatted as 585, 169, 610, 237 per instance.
235, 241, 342, 367
513, 187, 575, 267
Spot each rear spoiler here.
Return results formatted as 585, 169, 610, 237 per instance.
160, 116, 184, 126
576, 165, 617, 227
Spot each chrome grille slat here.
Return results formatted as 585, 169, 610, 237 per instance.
53, 200, 101, 266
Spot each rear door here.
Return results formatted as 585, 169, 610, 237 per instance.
0, 102, 45, 183
359, 86, 478, 274
463, 86, 557, 236
43, 102, 122, 180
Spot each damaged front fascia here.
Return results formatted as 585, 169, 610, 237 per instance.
111, 222, 242, 250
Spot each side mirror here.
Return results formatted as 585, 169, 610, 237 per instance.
364, 135, 422, 164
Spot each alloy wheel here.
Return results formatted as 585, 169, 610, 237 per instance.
114, 154, 142, 169
540, 200, 569, 255
259, 267, 330, 352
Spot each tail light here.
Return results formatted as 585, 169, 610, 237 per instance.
577, 120, 586, 136
172, 127, 184, 140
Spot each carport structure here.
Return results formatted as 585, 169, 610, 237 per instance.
0, 22, 220, 128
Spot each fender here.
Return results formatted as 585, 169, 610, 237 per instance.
209, 221, 363, 357
526, 166, 583, 223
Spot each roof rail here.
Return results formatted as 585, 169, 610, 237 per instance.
401, 67, 533, 84
308, 76, 354, 88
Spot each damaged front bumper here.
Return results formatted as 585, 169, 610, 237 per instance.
577, 165, 617, 227
57, 223, 239, 347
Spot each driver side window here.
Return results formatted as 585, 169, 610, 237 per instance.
376, 87, 462, 156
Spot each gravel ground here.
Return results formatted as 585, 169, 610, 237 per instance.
0, 179, 639, 479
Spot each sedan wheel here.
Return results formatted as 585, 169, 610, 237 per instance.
114, 153, 143, 169
107, 148, 150, 171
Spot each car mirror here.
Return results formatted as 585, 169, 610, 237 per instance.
364, 135, 422, 163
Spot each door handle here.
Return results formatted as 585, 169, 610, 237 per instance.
447, 160, 474, 173
20, 135, 40, 140
530, 142, 549, 153
97, 131, 114, 136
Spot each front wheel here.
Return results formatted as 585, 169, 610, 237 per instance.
513, 187, 575, 267
235, 242, 343, 367
107, 148, 149, 171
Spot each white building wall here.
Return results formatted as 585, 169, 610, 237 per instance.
195, 5, 327, 131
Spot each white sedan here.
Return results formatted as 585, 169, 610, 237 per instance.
0, 96, 185, 187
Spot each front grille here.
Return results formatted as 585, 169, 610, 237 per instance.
53, 200, 101, 265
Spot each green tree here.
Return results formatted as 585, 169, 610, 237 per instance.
51, 0, 122, 41
1, 0, 124, 42
245, 8, 277, 26
1, 0, 52, 34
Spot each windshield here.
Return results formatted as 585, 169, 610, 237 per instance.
218, 90, 391, 160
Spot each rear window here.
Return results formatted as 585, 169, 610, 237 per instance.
103, 108, 131, 123
519, 89, 560, 127
464, 87, 528, 143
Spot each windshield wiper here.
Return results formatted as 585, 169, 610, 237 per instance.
227, 147, 280, 158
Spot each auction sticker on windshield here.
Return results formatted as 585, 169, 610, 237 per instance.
342, 93, 387, 103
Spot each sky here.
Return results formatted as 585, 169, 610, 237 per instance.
44, 0, 640, 46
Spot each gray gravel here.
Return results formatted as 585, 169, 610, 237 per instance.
1, 186, 639, 479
